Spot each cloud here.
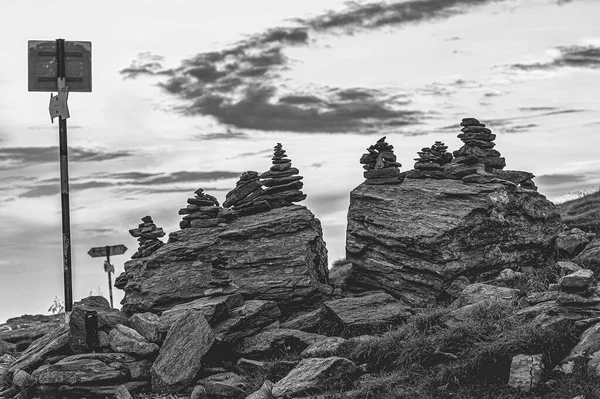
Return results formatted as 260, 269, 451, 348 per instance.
536, 174, 587, 186
133, 171, 240, 186
510, 44, 600, 71
195, 129, 249, 140
0, 147, 132, 169
501, 123, 538, 134
19, 181, 114, 198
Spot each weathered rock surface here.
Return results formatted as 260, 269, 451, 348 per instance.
556, 228, 594, 257
158, 294, 244, 333
0, 314, 63, 352
246, 380, 274, 399
451, 283, 519, 309
508, 354, 543, 392
199, 372, 249, 398
301, 337, 347, 358
129, 312, 160, 343
574, 238, 600, 271
559, 322, 600, 373
235, 329, 326, 359
272, 357, 357, 398
213, 300, 281, 343
33, 358, 127, 385
9, 324, 69, 374
68, 296, 128, 353
117, 205, 329, 315
151, 310, 215, 393
324, 293, 412, 329
280, 308, 328, 333
346, 179, 564, 307
109, 324, 159, 356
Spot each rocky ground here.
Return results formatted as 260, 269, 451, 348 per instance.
2, 134, 600, 399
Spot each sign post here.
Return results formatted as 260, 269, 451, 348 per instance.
28, 38, 91, 317
87, 245, 127, 308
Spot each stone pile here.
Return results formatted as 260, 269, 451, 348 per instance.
257, 143, 306, 208
223, 171, 270, 216
450, 117, 505, 173
359, 136, 404, 185
129, 216, 165, 259
414, 141, 452, 171
178, 189, 226, 229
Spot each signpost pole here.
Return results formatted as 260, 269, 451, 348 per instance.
56, 38, 73, 314
105, 245, 113, 308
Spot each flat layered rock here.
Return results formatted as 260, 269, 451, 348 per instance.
213, 300, 281, 343
272, 357, 357, 398
33, 358, 127, 385
9, 324, 69, 373
301, 337, 347, 359
118, 205, 329, 315
235, 329, 326, 359
324, 293, 412, 329
451, 283, 519, 309
346, 179, 564, 307
109, 324, 159, 356
151, 311, 215, 393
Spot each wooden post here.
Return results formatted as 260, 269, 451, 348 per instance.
56, 38, 73, 313
105, 246, 113, 308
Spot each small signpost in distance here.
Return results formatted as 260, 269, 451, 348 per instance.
87, 245, 128, 308
28, 39, 92, 319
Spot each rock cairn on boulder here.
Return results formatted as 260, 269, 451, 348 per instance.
256, 143, 306, 208
413, 141, 453, 173
179, 189, 226, 229
129, 216, 165, 259
223, 171, 270, 216
451, 117, 505, 172
359, 137, 404, 185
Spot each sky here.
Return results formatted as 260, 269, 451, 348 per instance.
0, 0, 599, 323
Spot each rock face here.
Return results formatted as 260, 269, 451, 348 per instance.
345, 179, 565, 307
117, 205, 329, 315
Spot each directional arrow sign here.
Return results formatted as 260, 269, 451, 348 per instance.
87, 245, 128, 258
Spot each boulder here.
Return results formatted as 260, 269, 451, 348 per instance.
117, 205, 329, 315
574, 238, 600, 271
235, 329, 326, 359
301, 337, 347, 358
9, 324, 70, 374
128, 312, 160, 343
213, 300, 281, 343
109, 324, 159, 356
151, 310, 215, 393
556, 228, 594, 257
557, 261, 582, 275
272, 357, 357, 398
0, 314, 63, 352
68, 296, 128, 354
560, 269, 594, 290
324, 293, 412, 330
158, 294, 244, 333
346, 180, 564, 306
451, 283, 519, 309
507, 354, 543, 392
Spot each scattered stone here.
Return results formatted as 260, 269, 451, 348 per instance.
559, 322, 600, 374
9, 324, 70, 374
556, 228, 594, 257
213, 300, 281, 343
574, 238, 600, 271
451, 283, 519, 309
255, 143, 306, 208
151, 310, 215, 393
199, 372, 248, 398
496, 268, 525, 282
235, 329, 326, 359
272, 357, 357, 398
190, 384, 208, 399
444, 276, 471, 300
115, 385, 134, 399
109, 324, 159, 356
560, 269, 594, 291
300, 337, 347, 359
246, 380, 274, 399
508, 354, 543, 392
359, 137, 404, 185
324, 293, 412, 330
128, 312, 160, 343
557, 261, 583, 275
12, 369, 34, 389
280, 308, 328, 333
33, 358, 127, 385
158, 294, 244, 334
129, 216, 165, 258
236, 358, 268, 376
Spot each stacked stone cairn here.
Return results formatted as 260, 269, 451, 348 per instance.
178, 188, 225, 229
223, 171, 270, 216
256, 143, 306, 208
129, 216, 165, 258
450, 117, 506, 173
408, 141, 453, 179
359, 136, 404, 185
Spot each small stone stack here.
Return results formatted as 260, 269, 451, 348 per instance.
414, 141, 453, 171
257, 143, 306, 208
178, 189, 225, 229
223, 171, 270, 216
129, 216, 165, 258
451, 118, 506, 172
359, 137, 404, 185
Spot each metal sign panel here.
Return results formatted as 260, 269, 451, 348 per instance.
87, 245, 128, 258
28, 40, 92, 92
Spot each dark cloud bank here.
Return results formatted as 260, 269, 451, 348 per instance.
124, 0, 563, 134
0, 146, 132, 169
511, 44, 600, 71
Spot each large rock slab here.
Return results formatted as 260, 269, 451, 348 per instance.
33, 358, 127, 385
213, 300, 281, 343
117, 205, 329, 315
346, 180, 564, 307
151, 310, 215, 393
272, 357, 357, 398
324, 293, 412, 329
109, 324, 159, 356
9, 324, 70, 374
235, 329, 326, 359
